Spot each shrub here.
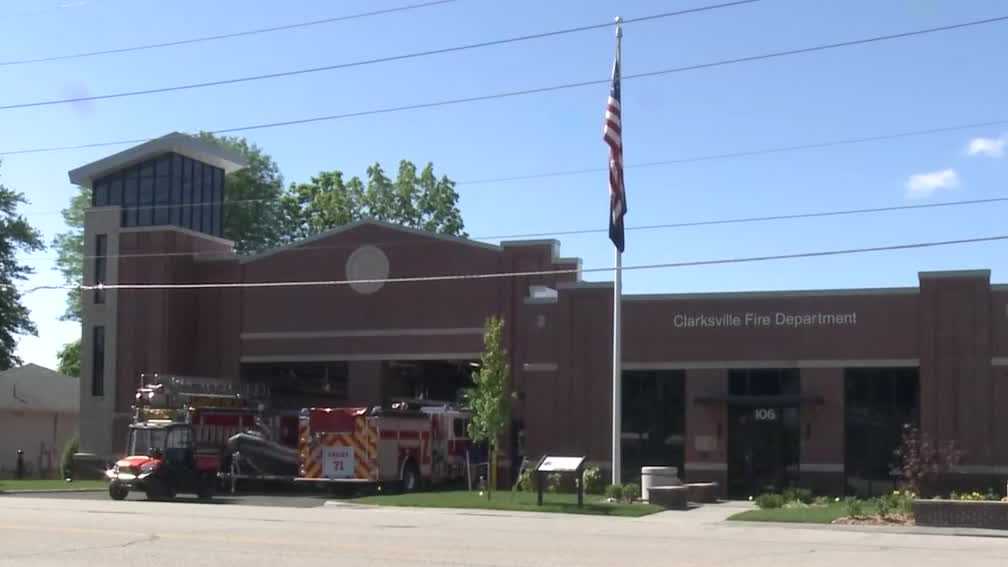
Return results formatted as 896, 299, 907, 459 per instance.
951, 490, 999, 502
783, 487, 814, 505
623, 483, 641, 503
514, 467, 535, 492
844, 497, 864, 518
582, 466, 605, 495
546, 473, 563, 493
605, 484, 624, 501
895, 423, 963, 496
878, 490, 914, 517
61, 435, 79, 479
755, 493, 785, 509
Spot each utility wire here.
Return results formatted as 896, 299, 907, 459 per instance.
55, 233, 1007, 292
0, 1, 760, 111
459, 119, 1008, 185
20, 116, 1008, 217
0, 0, 460, 67
2, 16, 1006, 155
59, 195, 1008, 262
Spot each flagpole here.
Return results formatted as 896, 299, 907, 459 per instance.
611, 16, 623, 487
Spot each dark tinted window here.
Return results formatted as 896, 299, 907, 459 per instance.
154, 163, 171, 225
122, 171, 138, 226
94, 181, 109, 207
621, 370, 685, 483
844, 367, 919, 496
171, 155, 182, 225
91, 326, 105, 397
94, 234, 107, 304
181, 157, 193, 229
139, 174, 154, 226
192, 162, 203, 230
202, 165, 213, 233
109, 177, 123, 206
214, 168, 224, 236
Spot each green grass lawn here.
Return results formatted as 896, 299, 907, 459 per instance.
728, 501, 878, 524
0, 479, 106, 492
353, 490, 662, 517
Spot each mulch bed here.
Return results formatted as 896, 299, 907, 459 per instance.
832, 514, 915, 526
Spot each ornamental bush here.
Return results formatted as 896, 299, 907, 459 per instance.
582, 466, 605, 495
605, 484, 624, 501
755, 493, 785, 509
623, 483, 641, 503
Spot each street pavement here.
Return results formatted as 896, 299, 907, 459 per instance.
1, 495, 1007, 566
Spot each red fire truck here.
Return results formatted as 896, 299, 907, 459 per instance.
296, 400, 471, 491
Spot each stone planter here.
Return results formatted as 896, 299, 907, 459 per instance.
912, 499, 1008, 530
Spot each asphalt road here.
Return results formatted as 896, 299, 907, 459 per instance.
3, 489, 332, 508
1, 495, 1007, 566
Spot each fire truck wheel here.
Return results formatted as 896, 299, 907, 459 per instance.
402, 462, 421, 493
109, 482, 129, 501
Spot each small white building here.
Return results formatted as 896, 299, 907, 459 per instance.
0, 364, 79, 477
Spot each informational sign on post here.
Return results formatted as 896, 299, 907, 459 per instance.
322, 445, 355, 479
534, 455, 587, 507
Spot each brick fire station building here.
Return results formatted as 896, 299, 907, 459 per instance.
71, 133, 1008, 495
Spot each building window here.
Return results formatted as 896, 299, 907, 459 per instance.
94, 234, 107, 304
122, 170, 138, 227
844, 367, 919, 496
621, 370, 685, 483
91, 326, 105, 397
138, 163, 154, 226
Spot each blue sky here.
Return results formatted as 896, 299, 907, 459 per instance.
0, 0, 1005, 369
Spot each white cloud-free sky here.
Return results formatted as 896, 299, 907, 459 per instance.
2, 0, 1007, 369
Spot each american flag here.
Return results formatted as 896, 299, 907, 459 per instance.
603, 41, 626, 253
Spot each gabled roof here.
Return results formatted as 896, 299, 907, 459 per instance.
0, 363, 78, 413
241, 218, 501, 264
68, 132, 248, 187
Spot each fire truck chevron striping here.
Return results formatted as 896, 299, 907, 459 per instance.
296, 401, 471, 488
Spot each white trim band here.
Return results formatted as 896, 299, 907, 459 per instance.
992, 357, 1008, 367
241, 353, 481, 363
684, 462, 727, 472
949, 465, 1008, 475
799, 463, 844, 473
241, 327, 484, 340
522, 363, 558, 372
624, 359, 919, 370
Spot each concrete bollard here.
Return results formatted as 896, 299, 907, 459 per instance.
16, 449, 24, 480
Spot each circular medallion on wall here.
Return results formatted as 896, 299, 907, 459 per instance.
345, 245, 390, 294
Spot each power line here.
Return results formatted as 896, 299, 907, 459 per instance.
457, 119, 1008, 185
52, 194, 1008, 262
20, 116, 1008, 218
474, 196, 1008, 240
52, 233, 1005, 292
0, 1, 761, 111
2, 15, 1006, 156
0, 0, 460, 67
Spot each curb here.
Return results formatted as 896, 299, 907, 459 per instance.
724, 518, 1008, 539
0, 488, 106, 495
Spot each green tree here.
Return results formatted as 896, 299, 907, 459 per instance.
465, 316, 511, 499
51, 186, 89, 322
280, 160, 466, 239
0, 165, 45, 369
197, 133, 285, 254
57, 339, 80, 377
